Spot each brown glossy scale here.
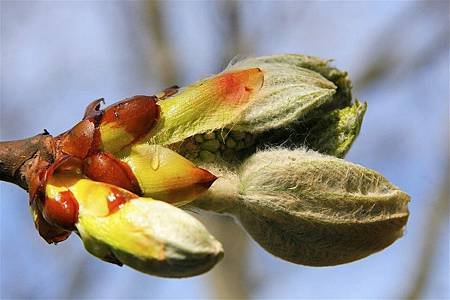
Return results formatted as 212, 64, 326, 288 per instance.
100, 95, 160, 147
43, 190, 79, 231
28, 160, 52, 205
57, 95, 160, 160
28, 156, 83, 243
83, 152, 142, 195
57, 119, 96, 159
33, 207, 71, 244
28, 156, 80, 206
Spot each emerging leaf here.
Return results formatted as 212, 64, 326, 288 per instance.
190, 148, 410, 266
156, 54, 361, 164
227, 54, 339, 133
77, 198, 223, 278
145, 68, 264, 145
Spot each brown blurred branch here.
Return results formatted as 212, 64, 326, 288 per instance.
144, 0, 178, 85
143, 1, 253, 298
65, 2, 180, 296
355, 1, 449, 89
406, 171, 449, 299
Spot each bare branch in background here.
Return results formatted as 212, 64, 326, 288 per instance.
406, 170, 449, 299
355, 1, 449, 89
196, 214, 250, 299
144, 0, 178, 86
217, 0, 242, 69
66, 1, 180, 296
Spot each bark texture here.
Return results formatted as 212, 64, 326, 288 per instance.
0, 133, 54, 190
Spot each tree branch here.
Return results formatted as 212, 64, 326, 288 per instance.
0, 132, 54, 191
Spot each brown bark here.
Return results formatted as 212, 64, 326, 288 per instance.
0, 132, 54, 191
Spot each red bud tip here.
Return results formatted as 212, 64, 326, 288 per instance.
217, 68, 264, 105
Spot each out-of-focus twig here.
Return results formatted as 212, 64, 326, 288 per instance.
217, 0, 242, 70
196, 214, 250, 299
144, 0, 178, 86
406, 169, 449, 299
355, 1, 449, 89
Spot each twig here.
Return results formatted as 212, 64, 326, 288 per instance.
406, 172, 449, 299
0, 133, 54, 191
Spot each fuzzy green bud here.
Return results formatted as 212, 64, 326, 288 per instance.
190, 149, 410, 266
138, 54, 361, 164
226, 54, 342, 133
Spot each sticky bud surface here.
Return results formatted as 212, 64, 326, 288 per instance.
100, 95, 160, 153
44, 174, 223, 277
83, 152, 142, 195
57, 119, 96, 159
43, 190, 79, 230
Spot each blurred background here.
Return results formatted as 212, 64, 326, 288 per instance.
1, 1, 448, 299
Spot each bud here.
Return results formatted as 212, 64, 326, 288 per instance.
23, 53, 405, 274
45, 172, 223, 277
141, 54, 362, 163
120, 144, 217, 205
190, 149, 410, 266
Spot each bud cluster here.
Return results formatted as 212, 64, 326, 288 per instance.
21, 54, 410, 278
26, 93, 222, 277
